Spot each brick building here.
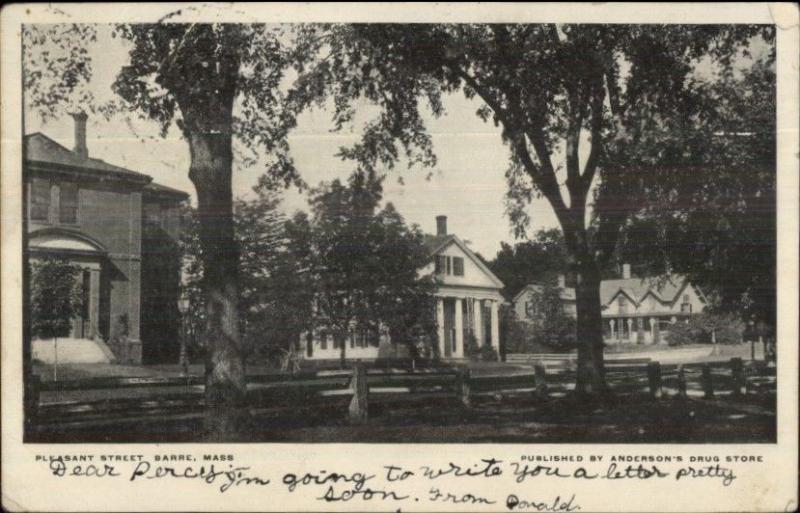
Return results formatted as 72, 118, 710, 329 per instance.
26, 112, 188, 364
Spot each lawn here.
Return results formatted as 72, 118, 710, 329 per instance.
29, 390, 776, 444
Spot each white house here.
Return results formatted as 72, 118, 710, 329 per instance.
302, 216, 506, 360
513, 264, 706, 345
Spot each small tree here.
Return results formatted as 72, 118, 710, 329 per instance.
527, 284, 578, 353
30, 258, 82, 379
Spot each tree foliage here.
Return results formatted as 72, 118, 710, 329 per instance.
290, 23, 773, 392
615, 57, 776, 326
30, 258, 82, 340
181, 189, 312, 363
294, 173, 437, 363
488, 228, 569, 299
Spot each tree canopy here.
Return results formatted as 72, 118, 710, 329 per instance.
293, 173, 437, 362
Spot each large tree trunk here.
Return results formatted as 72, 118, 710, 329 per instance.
188, 130, 248, 438
573, 258, 608, 395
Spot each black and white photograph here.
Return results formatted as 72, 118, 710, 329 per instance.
2, 3, 798, 512
16, 13, 782, 444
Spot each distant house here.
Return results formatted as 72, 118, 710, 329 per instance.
513, 264, 706, 345
302, 216, 506, 360
26, 112, 188, 364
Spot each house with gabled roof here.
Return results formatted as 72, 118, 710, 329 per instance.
513, 264, 706, 345
302, 215, 505, 360
26, 112, 188, 365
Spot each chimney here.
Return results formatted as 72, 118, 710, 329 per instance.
71, 111, 88, 159
436, 215, 447, 236
622, 263, 631, 280
557, 274, 566, 288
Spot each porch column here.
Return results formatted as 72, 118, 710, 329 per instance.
490, 300, 500, 352
436, 298, 445, 358
89, 267, 101, 340
454, 298, 464, 357
473, 298, 483, 346
650, 317, 656, 345
627, 318, 634, 341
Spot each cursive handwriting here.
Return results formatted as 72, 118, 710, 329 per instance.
507, 494, 581, 511
318, 485, 409, 502
675, 465, 736, 486
429, 487, 496, 505
129, 461, 270, 493
421, 458, 503, 479
50, 459, 120, 478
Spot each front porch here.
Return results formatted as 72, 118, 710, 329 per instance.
435, 294, 500, 359
603, 315, 686, 345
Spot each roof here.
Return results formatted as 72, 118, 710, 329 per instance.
422, 233, 456, 255
422, 232, 504, 289
599, 275, 687, 305
24, 132, 151, 184
144, 182, 190, 200
516, 274, 692, 307
512, 283, 575, 304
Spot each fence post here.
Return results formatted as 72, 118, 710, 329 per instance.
647, 362, 663, 399
701, 364, 714, 399
348, 362, 368, 423
676, 365, 687, 399
457, 367, 471, 408
730, 358, 745, 397
533, 364, 548, 399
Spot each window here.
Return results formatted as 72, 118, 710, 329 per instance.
320, 333, 328, 350
453, 257, 464, 276
618, 295, 628, 314
59, 183, 79, 224
435, 255, 464, 276
681, 294, 692, 314
434, 255, 446, 274
525, 300, 536, 318
30, 178, 50, 221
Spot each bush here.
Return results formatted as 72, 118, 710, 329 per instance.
533, 314, 577, 353
666, 313, 745, 346
465, 333, 498, 362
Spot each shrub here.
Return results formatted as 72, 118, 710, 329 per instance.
666, 313, 745, 346
465, 333, 498, 362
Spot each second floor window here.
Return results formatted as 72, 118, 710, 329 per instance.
435, 255, 465, 276
30, 178, 50, 221
453, 256, 464, 276
681, 294, 692, 314
618, 295, 628, 314
59, 183, 78, 224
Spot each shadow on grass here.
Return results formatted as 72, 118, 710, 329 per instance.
28, 390, 775, 444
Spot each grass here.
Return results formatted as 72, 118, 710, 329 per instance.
29, 390, 776, 444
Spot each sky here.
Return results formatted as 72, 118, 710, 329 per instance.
23, 25, 563, 258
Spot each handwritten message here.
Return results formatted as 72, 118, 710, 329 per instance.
36, 453, 759, 510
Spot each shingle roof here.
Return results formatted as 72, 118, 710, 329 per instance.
516, 275, 689, 306
25, 132, 151, 184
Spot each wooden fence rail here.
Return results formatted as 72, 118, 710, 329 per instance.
29, 358, 775, 432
